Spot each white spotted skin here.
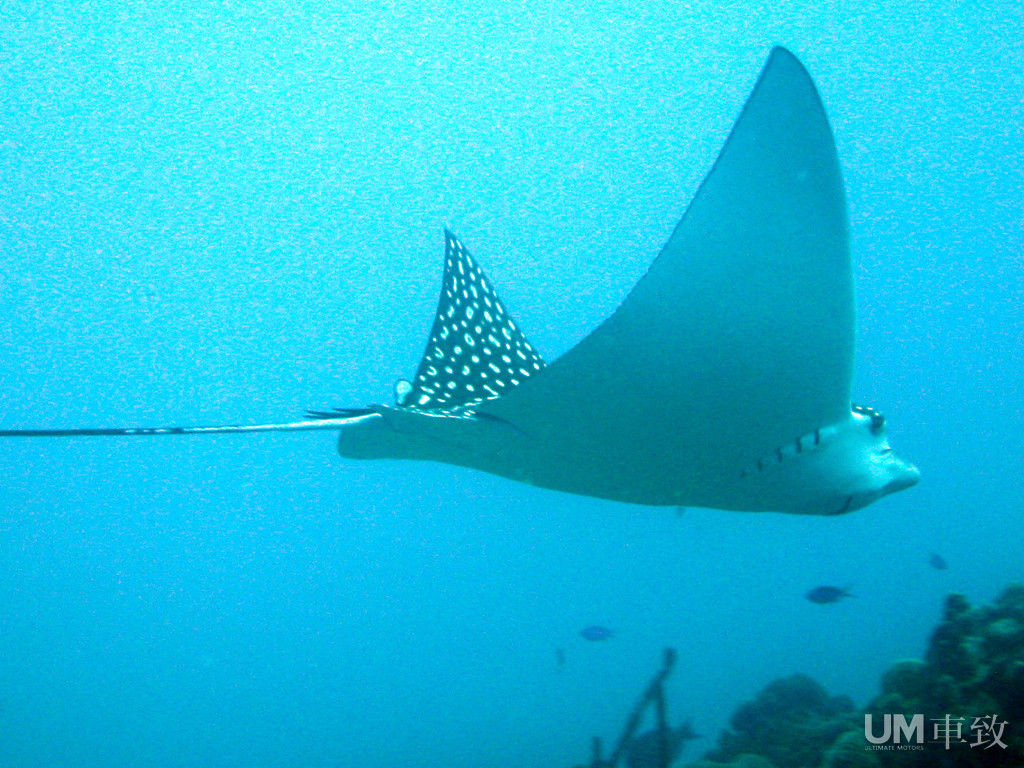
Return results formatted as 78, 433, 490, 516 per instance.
734, 411, 920, 515
406, 233, 545, 415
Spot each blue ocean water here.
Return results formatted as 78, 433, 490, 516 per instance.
1, 2, 1021, 767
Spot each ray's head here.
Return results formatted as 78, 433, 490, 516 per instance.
738, 403, 919, 516
833, 404, 920, 513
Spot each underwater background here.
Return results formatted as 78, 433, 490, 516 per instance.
1, 1, 1021, 766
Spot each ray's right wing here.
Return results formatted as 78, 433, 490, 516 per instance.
476, 47, 854, 499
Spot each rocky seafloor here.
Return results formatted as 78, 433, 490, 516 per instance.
683, 584, 1024, 768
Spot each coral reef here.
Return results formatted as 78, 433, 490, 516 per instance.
683, 585, 1024, 768
699, 674, 858, 768
686, 755, 776, 768
864, 584, 1024, 767
819, 731, 881, 768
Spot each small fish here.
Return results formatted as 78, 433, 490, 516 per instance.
806, 585, 853, 604
929, 553, 948, 570
556, 647, 566, 669
580, 625, 614, 641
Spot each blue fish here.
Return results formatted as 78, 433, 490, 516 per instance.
806, 586, 853, 604
929, 553, 948, 570
580, 626, 614, 641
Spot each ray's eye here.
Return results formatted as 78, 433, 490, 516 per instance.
870, 412, 886, 433
852, 403, 886, 434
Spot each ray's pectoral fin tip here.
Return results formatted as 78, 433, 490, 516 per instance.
3, 46, 917, 515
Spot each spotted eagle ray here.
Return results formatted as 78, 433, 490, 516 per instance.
1, 48, 919, 514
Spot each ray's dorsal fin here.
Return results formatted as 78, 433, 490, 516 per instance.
401, 230, 545, 413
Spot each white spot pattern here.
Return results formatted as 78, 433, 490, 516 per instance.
406, 232, 546, 414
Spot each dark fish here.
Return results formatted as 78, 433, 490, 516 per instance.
625, 721, 701, 768
556, 647, 566, 669
580, 625, 614, 641
929, 553, 948, 570
806, 585, 853, 604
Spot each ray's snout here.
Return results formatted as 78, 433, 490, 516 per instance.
843, 451, 920, 513
885, 458, 921, 496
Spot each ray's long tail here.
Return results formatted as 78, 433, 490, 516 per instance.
0, 410, 376, 438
